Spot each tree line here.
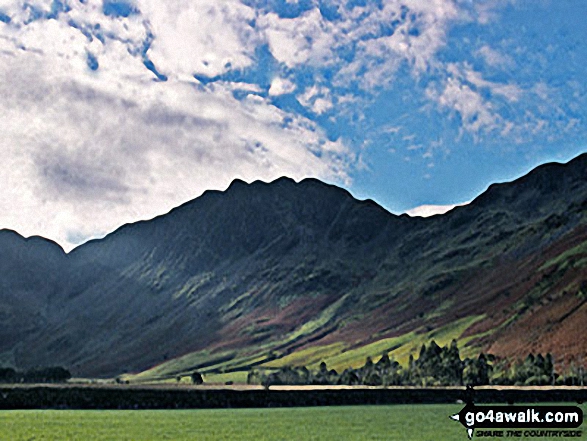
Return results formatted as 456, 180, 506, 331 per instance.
0, 366, 71, 383
247, 340, 586, 387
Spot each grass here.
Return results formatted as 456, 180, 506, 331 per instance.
127, 349, 237, 381
262, 342, 347, 369
130, 315, 486, 384
539, 239, 587, 271
129, 294, 350, 382
281, 293, 349, 344
126, 346, 274, 383
300, 315, 485, 372
315, 333, 419, 371
201, 371, 249, 384
0, 404, 584, 441
0, 405, 462, 441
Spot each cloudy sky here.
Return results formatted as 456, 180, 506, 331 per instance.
0, 0, 586, 251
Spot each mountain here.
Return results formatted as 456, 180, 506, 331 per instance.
0, 154, 586, 378
0, 231, 66, 363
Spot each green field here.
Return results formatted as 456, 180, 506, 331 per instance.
0, 404, 584, 441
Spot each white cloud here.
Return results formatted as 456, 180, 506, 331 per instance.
312, 97, 333, 114
475, 44, 514, 68
140, 0, 259, 79
258, 8, 338, 69
424, 62, 525, 135
297, 84, 333, 114
268, 76, 296, 96
0, 1, 352, 251
377, 2, 456, 65
254, 0, 466, 92
381, 125, 402, 134
405, 202, 469, 217
532, 82, 551, 101
427, 77, 499, 135
463, 67, 522, 103
473, 0, 513, 25
332, 0, 462, 88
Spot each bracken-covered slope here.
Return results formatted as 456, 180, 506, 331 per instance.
0, 153, 586, 378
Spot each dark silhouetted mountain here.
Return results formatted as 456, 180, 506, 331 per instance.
0, 153, 586, 377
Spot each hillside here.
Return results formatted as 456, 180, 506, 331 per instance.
0, 154, 586, 378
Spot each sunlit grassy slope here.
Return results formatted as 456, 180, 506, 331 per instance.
127, 315, 485, 383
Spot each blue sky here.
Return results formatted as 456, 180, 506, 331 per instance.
0, 0, 585, 249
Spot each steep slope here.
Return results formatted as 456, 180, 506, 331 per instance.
0, 153, 585, 378
0, 231, 66, 366
335, 154, 587, 341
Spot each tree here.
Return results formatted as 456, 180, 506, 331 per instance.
414, 341, 443, 386
24, 367, 71, 383
377, 353, 391, 370
337, 369, 360, 386
0, 368, 16, 383
440, 339, 463, 385
463, 353, 492, 386
247, 369, 260, 385
313, 361, 331, 385
364, 371, 382, 386
191, 371, 204, 385
545, 353, 555, 385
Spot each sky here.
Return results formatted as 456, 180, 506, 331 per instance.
0, 0, 586, 251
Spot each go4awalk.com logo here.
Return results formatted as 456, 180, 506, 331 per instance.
450, 404, 583, 439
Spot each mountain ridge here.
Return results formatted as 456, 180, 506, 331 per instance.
0, 153, 586, 378
9, 152, 587, 253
